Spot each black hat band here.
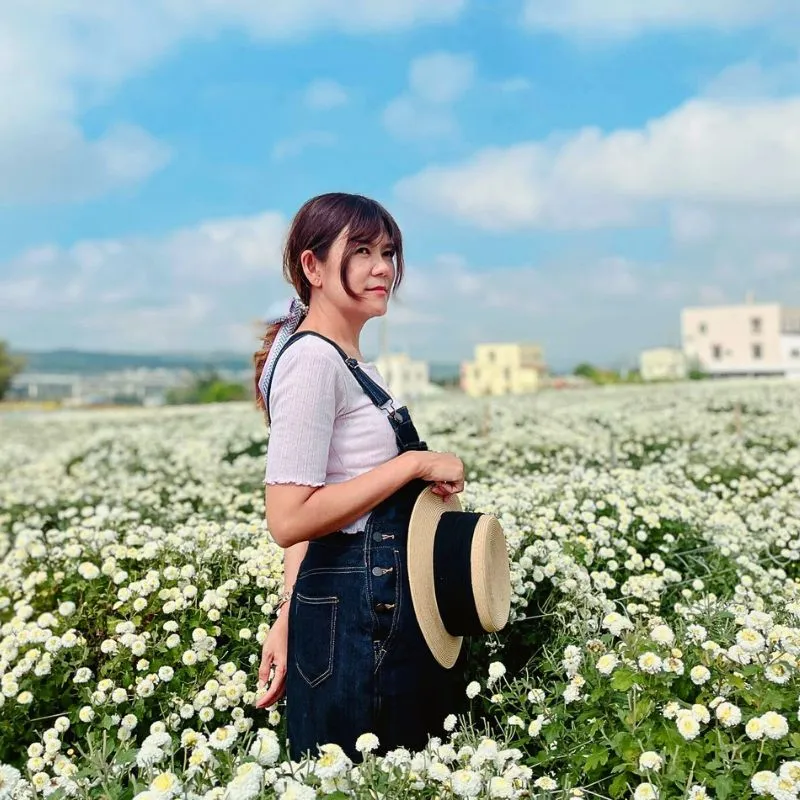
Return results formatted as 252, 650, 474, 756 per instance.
433, 511, 485, 638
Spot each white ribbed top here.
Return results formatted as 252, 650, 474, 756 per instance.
264, 335, 400, 532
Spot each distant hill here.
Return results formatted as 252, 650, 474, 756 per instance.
15, 348, 461, 382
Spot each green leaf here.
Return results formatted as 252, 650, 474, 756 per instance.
609, 772, 629, 798
611, 669, 635, 691
715, 774, 735, 800
583, 745, 609, 774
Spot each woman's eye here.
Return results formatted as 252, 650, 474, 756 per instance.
356, 246, 370, 255
383, 249, 396, 259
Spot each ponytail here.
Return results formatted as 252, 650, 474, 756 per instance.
253, 321, 282, 418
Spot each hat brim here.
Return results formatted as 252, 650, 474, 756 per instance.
407, 486, 512, 669
407, 487, 464, 669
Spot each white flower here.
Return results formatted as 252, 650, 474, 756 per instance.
764, 663, 791, 685
650, 625, 674, 646
488, 662, 506, 682
596, 653, 619, 675
736, 628, 765, 654
676, 712, 701, 741
689, 665, 710, 685
638, 652, 662, 674
534, 776, 558, 791
0, 765, 21, 796
207, 726, 237, 751
750, 770, 777, 796
466, 681, 481, 699
451, 768, 482, 797
149, 771, 181, 798
488, 776, 514, 798
355, 733, 379, 754
687, 786, 709, 799
715, 702, 742, 727
633, 783, 659, 800
602, 612, 634, 636
745, 717, 764, 741
760, 711, 789, 740
314, 743, 351, 781
638, 751, 663, 771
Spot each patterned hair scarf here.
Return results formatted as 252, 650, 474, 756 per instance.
257, 296, 308, 413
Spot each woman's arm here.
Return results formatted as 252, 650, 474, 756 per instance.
266, 449, 464, 548
266, 450, 420, 547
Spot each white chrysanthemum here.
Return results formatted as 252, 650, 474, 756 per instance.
466, 681, 481, 699
691, 705, 710, 724
638, 652, 662, 674
650, 625, 674, 646
314, 743, 351, 781
208, 725, 237, 751
355, 733, 379, 754
444, 714, 458, 732
149, 771, 181, 798
488, 662, 506, 682
488, 776, 514, 798
602, 612, 634, 636
750, 770, 777, 796
676, 712, 700, 741
761, 711, 789, 740
736, 628, 766, 654
686, 785, 709, 799
764, 662, 791, 685
534, 776, 558, 791
0, 765, 21, 796
745, 717, 764, 741
451, 768, 482, 797
715, 702, 742, 728
638, 751, 663, 772
596, 653, 619, 675
633, 783, 659, 800
689, 665, 710, 685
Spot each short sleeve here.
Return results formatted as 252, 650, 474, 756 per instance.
264, 340, 343, 487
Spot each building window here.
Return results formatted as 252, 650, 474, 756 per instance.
751, 317, 762, 334
712, 345, 722, 360
752, 343, 762, 360
698, 322, 707, 335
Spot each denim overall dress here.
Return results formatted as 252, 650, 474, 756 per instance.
265, 331, 468, 762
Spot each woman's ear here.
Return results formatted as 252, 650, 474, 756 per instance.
300, 249, 322, 288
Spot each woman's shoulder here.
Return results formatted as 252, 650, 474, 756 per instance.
271, 334, 348, 388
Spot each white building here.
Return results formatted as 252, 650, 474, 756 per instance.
681, 298, 800, 378
374, 353, 434, 405
639, 348, 687, 381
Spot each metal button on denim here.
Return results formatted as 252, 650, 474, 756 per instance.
372, 531, 383, 542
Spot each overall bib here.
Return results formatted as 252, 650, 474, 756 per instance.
266, 331, 468, 762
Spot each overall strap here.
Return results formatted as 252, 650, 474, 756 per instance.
264, 330, 394, 418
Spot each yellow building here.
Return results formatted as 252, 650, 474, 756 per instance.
460, 343, 546, 397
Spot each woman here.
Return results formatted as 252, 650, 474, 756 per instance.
252, 193, 468, 762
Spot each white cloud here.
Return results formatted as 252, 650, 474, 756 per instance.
304, 79, 349, 110
0, 0, 465, 205
383, 52, 475, 141
0, 210, 288, 351
395, 97, 800, 231
701, 56, 800, 100
521, 0, 797, 38
271, 131, 337, 161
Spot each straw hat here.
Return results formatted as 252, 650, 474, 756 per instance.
407, 486, 511, 669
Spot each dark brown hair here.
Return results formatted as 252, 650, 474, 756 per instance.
253, 192, 405, 413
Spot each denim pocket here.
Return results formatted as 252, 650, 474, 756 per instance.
293, 593, 338, 688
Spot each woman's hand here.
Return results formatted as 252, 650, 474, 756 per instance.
254, 611, 289, 709
412, 451, 465, 499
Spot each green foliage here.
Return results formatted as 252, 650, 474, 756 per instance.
165, 369, 249, 405
0, 340, 25, 400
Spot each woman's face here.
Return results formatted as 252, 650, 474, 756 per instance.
315, 226, 397, 319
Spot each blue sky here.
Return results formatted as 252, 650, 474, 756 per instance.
1, 2, 800, 371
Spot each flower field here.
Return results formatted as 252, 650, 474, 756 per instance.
2, 378, 800, 800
